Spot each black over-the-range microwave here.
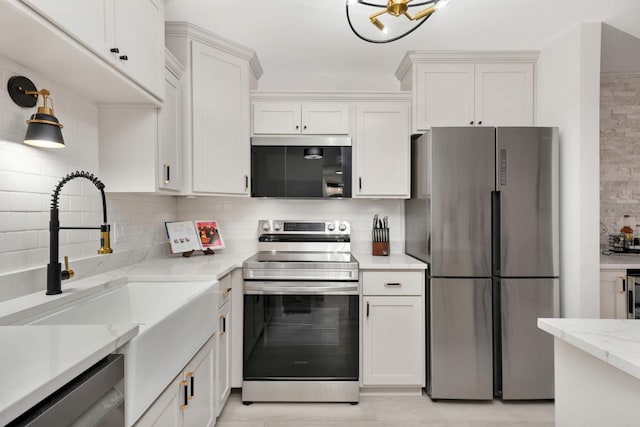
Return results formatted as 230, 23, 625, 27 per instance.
250, 136, 352, 198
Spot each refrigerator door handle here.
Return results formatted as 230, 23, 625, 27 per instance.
492, 191, 501, 276
628, 276, 635, 319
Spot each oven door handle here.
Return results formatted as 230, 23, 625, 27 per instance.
244, 281, 359, 295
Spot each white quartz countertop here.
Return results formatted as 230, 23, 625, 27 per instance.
600, 253, 640, 269
353, 253, 428, 270
538, 318, 640, 381
0, 324, 138, 425
0, 247, 425, 423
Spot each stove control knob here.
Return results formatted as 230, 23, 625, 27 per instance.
273, 222, 282, 231
262, 222, 271, 232
327, 223, 335, 232
338, 223, 347, 232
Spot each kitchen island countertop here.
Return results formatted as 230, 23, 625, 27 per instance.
538, 318, 640, 380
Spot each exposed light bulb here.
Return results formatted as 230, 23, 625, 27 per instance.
435, 0, 450, 9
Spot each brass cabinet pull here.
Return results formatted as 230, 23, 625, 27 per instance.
187, 372, 195, 399
222, 287, 232, 297
179, 380, 189, 409
163, 163, 170, 184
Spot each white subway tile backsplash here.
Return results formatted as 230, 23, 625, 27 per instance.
8, 192, 42, 211
5, 230, 38, 252
0, 191, 8, 210
0, 212, 27, 232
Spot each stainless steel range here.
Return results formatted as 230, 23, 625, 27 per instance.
242, 220, 360, 404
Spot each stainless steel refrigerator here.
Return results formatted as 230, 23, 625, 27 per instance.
405, 127, 560, 400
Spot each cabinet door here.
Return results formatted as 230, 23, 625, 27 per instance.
158, 67, 183, 191
192, 41, 250, 195
253, 102, 301, 134
362, 296, 423, 386
474, 63, 534, 126
355, 102, 410, 198
113, 0, 164, 97
21, 0, 114, 59
600, 270, 627, 319
301, 103, 350, 134
216, 300, 231, 416
98, 106, 158, 192
414, 63, 475, 130
133, 374, 182, 427
182, 336, 216, 427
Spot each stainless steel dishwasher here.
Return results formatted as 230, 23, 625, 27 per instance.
7, 354, 125, 427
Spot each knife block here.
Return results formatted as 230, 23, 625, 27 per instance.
372, 241, 389, 256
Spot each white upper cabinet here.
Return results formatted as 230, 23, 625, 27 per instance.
98, 50, 184, 193
354, 101, 410, 198
396, 52, 538, 133
415, 63, 475, 128
165, 22, 262, 196
252, 102, 350, 134
20, 0, 164, 100
112, 0, 164, 97
474, 63, 534, 127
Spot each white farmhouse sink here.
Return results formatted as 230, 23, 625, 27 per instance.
15, 279, 218, 426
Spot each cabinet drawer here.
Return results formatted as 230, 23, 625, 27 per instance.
218, 274, 232, 308
362, 271, 424, 296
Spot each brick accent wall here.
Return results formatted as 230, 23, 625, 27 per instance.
600, 73, 640, 246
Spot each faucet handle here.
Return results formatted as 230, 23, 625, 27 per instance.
62, 255, 75, 280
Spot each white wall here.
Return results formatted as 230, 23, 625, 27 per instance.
0, 56, 178, 301
536, 22, 602, 318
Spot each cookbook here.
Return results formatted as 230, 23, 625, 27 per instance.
165, 220, 225, 254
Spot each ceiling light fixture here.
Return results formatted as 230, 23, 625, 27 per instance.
7, 75, 65, 148
346, 0, 450, 44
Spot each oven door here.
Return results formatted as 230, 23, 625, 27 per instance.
243, 282, 359, 381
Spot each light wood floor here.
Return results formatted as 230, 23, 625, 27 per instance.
217, 389, 554, 427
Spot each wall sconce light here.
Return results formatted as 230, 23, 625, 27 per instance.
7, 75, 65, 148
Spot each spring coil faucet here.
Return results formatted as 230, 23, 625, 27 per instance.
47, 171, 112, 295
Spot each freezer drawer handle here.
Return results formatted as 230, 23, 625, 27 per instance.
385, 282, 401, 287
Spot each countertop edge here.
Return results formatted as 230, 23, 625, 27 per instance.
538, 318, 640, 381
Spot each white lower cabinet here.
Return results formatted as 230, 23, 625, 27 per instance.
216, 275, 232, 415
361, 271, 425, 387
135, 335, 217, 427
600, 269, 627, 319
